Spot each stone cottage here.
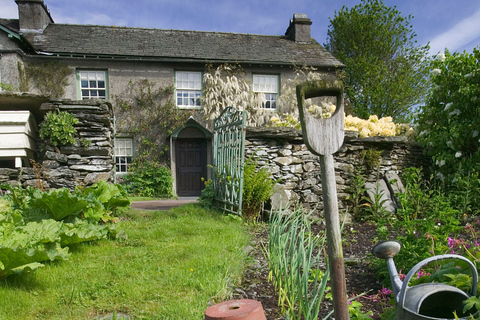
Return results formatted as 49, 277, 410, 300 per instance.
0, 0, 343, 196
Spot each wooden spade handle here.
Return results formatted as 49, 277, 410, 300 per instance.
296, 80, 344, 156
297, 80, 349, 319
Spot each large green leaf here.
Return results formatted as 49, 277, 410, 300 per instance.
0, 262, 45, 279
82, 180, 121, 204
60, 220, 110, 246
0, 199, 23, 227
32, 188, 88, 221
0, 242, 69, 280
0, 219, 70, 280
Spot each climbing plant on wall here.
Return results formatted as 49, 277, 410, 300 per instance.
21, 61, 73, 98
113, 79, 191, 163
202, 63, 267, 127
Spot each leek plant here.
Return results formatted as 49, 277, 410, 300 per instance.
266, 207, 329, 320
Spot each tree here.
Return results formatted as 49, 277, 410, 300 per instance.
324, 0, 430, 122
416, 48, 480, 181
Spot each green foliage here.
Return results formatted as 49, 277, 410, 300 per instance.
266, 207, 329, 320
198, 178, 215, 208
364, 182, 391, 220
39, 111, 79, 147
349, 300, 374, 319
325, 0, 430, 121
114, 79, 190, 162
242, 156, 277, 221
0, 182, 130, 280
416, 48, 480, 184
345, 168, 369, 219
24, 61, 73, 98
121, 160, 174, 198
30, 188, 88, 221
463, 296, 480, 315
0, 83, 16, 91
0, 205, 250, 319
373, 167, 463, 279
360, 148, 383, 170
17, 61, 30, 92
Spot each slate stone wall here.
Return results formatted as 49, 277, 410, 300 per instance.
245, 127, 429, 214
0, 100, 114, 190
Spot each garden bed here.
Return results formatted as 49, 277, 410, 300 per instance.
233, 221, 387, 319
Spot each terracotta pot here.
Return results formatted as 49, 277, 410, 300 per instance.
205, 299, 267, 320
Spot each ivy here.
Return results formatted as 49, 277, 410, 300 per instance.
39, 111, 79, 147
113, 79, 191, 163
22, 61, 73, 98
0, 83, 16, 91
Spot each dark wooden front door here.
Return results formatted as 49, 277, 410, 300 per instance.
176, 139, 207, 196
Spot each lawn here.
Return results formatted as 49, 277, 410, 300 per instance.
0, 204, 250, 320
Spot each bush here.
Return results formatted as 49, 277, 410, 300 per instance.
39, 111, 79, 147
242, 156, 277, 221
198, 178, 214, 208
373, 167, 463, 280
416, 48, 480, 183
0, 181, 130, 280
121, 160, 174, 198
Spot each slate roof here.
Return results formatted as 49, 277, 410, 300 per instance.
0, 19, 20, 33
0, 19, 342, 68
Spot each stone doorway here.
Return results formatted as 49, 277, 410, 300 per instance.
175, 139, 207, 196
170, 118, 212, 197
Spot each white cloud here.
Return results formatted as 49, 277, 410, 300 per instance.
429, 9, 480, 54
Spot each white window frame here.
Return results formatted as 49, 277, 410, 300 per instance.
253, 74, 279, 109
175, 71, 202, 108
114, 138, 133, 174
78, 70, 108, 100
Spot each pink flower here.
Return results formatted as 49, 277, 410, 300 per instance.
448, 237, 455, 248
380, 288, 393, 296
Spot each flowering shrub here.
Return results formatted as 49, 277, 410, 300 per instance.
271, 112, 412, 138
416, 48, 480, 182
203, 64, 267, 127
345, 114, 412, 137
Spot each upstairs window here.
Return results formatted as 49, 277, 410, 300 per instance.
78, 70, 107, 99
176, 71, 202, 108
115, 138, 133, 174
253, 74, 279, 109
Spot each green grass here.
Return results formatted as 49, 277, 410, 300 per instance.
0, 204, 250, 320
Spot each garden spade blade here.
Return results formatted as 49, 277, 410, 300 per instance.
296, 80, 349, 320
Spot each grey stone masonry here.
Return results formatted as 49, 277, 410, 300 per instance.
0, 100, 114, 190
245, 127, 429, 216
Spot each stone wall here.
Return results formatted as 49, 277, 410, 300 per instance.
245, 127, 429, 214
0, 100, 114, 190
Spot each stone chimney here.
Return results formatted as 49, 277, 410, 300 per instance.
285, 13, 312, 43
15, 0, 53, 33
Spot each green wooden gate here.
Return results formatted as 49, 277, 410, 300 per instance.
212, 107, 247, 215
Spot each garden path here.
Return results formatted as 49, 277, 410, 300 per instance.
130, 197, 198, 211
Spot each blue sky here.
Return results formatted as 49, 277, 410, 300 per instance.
1, 0, 479, 55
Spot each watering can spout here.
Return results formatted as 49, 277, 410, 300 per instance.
372, 241, 403, 297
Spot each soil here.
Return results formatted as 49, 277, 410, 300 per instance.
231, 220, 386, 320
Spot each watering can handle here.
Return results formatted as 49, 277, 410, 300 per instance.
398, 254, 479, 309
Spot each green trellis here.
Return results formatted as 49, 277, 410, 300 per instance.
212, 107, 247, 215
